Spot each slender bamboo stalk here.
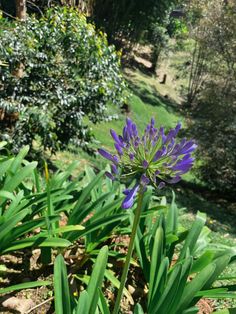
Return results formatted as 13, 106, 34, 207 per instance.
113, 189, 144, 314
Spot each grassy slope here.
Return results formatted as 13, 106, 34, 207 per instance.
91, 92, 180, 148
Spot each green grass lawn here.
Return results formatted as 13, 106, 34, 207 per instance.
91, 67, 184, 150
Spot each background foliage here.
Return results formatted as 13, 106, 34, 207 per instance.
0, 7, 126, 154
184, 0, 236, 192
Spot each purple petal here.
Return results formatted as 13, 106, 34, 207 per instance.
168, 176, 181, 184
175, 122, 182, 134
129, 153, 135, 161
134, 139, 140, 148
141, 174, 150, 186
110, 129, 123, 146
167, 138, 175, 152
153, 146, 167, 162
113, 155, 119, 164
123, 188, 131, 195
123, 126, 129, 142
151, 117, 155, 126
132, 123, 138, 137
157, 182, 166, 189
160, 127, 166, 144
98, 149, 114, 162
149, 127, 157, 139
115, 143, 123, 156
126, 118, 133, 138
111, 164, 118, 174
172, 161, 193, 172
172, 138, 186, 154
105, 171, 115, 181
181, 144, 197, 155
164, 129, 175, 144
142, 160, 149, 169
122, 184, 139, 209
178, 141, 196, 155
153, 149, 163, 162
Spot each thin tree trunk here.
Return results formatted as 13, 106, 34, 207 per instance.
15, 0, 26, 78
16, 0, 26, 20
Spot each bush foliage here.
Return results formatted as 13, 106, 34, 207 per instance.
0, 7, 126, 153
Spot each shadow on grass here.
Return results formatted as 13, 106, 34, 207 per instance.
125, 68, 182, 117
173, 185, 236, 236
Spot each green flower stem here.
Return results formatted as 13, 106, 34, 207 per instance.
113, 189, 144, 314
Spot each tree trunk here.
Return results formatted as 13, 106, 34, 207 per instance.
16, 0, 26, 20
14, 0, 26, 78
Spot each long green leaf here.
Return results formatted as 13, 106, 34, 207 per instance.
50, 162, 79, 189
148, 225, 164, 306
87, 246, 108, 314
3, 162, 37, 192
195, 288, 236, 298
0, 158, 13, 179
182, 307, 199, 314
191, 250, 215, 273
2, 237, 71, 253
75, 290, 89, 314
152, 263, 182, 313
104, 269, 133, 304
202, 253, 232, 289
148, 257, 169, 312
1, 216, 59, 245
168, 257, 193, 314
9, 145, 29, 174
166, 191, 178, 235
74, 192, 111, 226
179, 211, 206, 260
0, 280, 51, 294
0, 209, 29, 243
176, 263, 216, 313
68, 171, 104, 224
54, 225, 85, 234
134, 304, 145, 314
2, 191, 25, 218
54, 254, 72, 314
67, 214, 128, 242
98, 289, 110, 314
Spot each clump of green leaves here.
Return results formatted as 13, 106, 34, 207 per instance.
0, 7, 126, 154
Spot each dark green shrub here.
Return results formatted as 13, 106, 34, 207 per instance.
0, 8, 126, 153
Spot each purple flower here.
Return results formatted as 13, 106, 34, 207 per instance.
122, 184, 139, 209
98, 118, 197, 209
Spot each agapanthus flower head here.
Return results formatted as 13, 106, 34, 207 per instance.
98, 118, 197, 209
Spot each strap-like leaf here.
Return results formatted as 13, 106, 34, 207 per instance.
176, 263, 216, 313
0, 280, 51, 294
134, 303, 145, 314
86, 245, 108, 314
148, 225, 164, 306
179, 211, 206, 260
54, 254, 72, 314
75, 291, 89, 314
